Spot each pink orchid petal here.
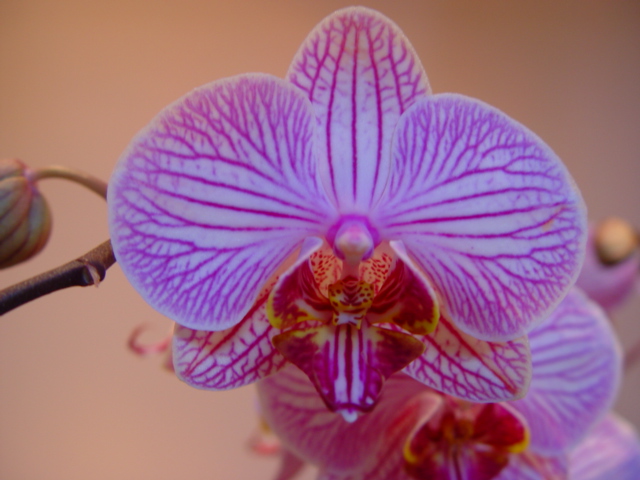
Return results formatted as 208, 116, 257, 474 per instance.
494, 452, 568, 480
258, 366, 436, 474
376, 94, 587, 341
108, 73, 335, 331
569, 414, 640, 480
272, 323, 424, 416
287, 6, 430, 212
403, 315, 531, 402
576, 225, 640, 311
319, 402, 425, 480
511, 288, 622, 454
173, 288, 286, 389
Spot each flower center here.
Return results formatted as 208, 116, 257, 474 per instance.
403, 403, 530, 480
332, 220, 375, 276
327, 276, 375, 327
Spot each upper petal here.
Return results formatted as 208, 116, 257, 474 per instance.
287, 6, 430, 213
569, 414, 640, 480
108, 74, 335, 330
375, 94, 587, 341
511, 288, 622, 454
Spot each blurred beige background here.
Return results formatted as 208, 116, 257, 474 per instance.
1, 1, 639, 479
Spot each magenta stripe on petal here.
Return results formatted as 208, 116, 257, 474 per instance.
403, 315, 531, 403
108, 74, 336, 330
511, 288, 622, 454
287, 7, 430, 212
376, 94, 587, 341
172, 286, 287, 390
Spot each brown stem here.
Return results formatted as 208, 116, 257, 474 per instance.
0, 239, 116, 315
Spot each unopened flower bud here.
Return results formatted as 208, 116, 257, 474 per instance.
595, 217, 639, 265
0, 159, 52, 268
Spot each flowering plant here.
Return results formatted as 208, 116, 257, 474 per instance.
107, 6, 586, 419
1, 5, 638, 480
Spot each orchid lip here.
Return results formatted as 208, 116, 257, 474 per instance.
337, 407, 361, 423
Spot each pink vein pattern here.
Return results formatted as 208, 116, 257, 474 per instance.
173, 286, 287, 389
287, 6, 430, 212
375, 94, 587, 341
108, 74, 335, 331
511, 288, 622, 454
402, 316, 531, 402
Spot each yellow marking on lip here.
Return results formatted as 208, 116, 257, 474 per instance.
505, 424, 530, 454
327, 277, 374, 327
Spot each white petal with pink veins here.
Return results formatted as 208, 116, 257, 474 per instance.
402, 315, 531, 402
287, 7, 430, 212
376, 94, 587, 341
109, 74, 335, 331
173, 288, 286, 390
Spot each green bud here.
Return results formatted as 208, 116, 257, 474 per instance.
0, 159, 52, 268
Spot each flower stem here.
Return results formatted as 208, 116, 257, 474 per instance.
0, 239, 116, 315
29, 165, 108, 199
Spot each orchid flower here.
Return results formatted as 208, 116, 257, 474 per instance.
257, 288, 623, 480
108, 7, 586, 417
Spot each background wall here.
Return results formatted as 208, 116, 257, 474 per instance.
1, 1, 638, 479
